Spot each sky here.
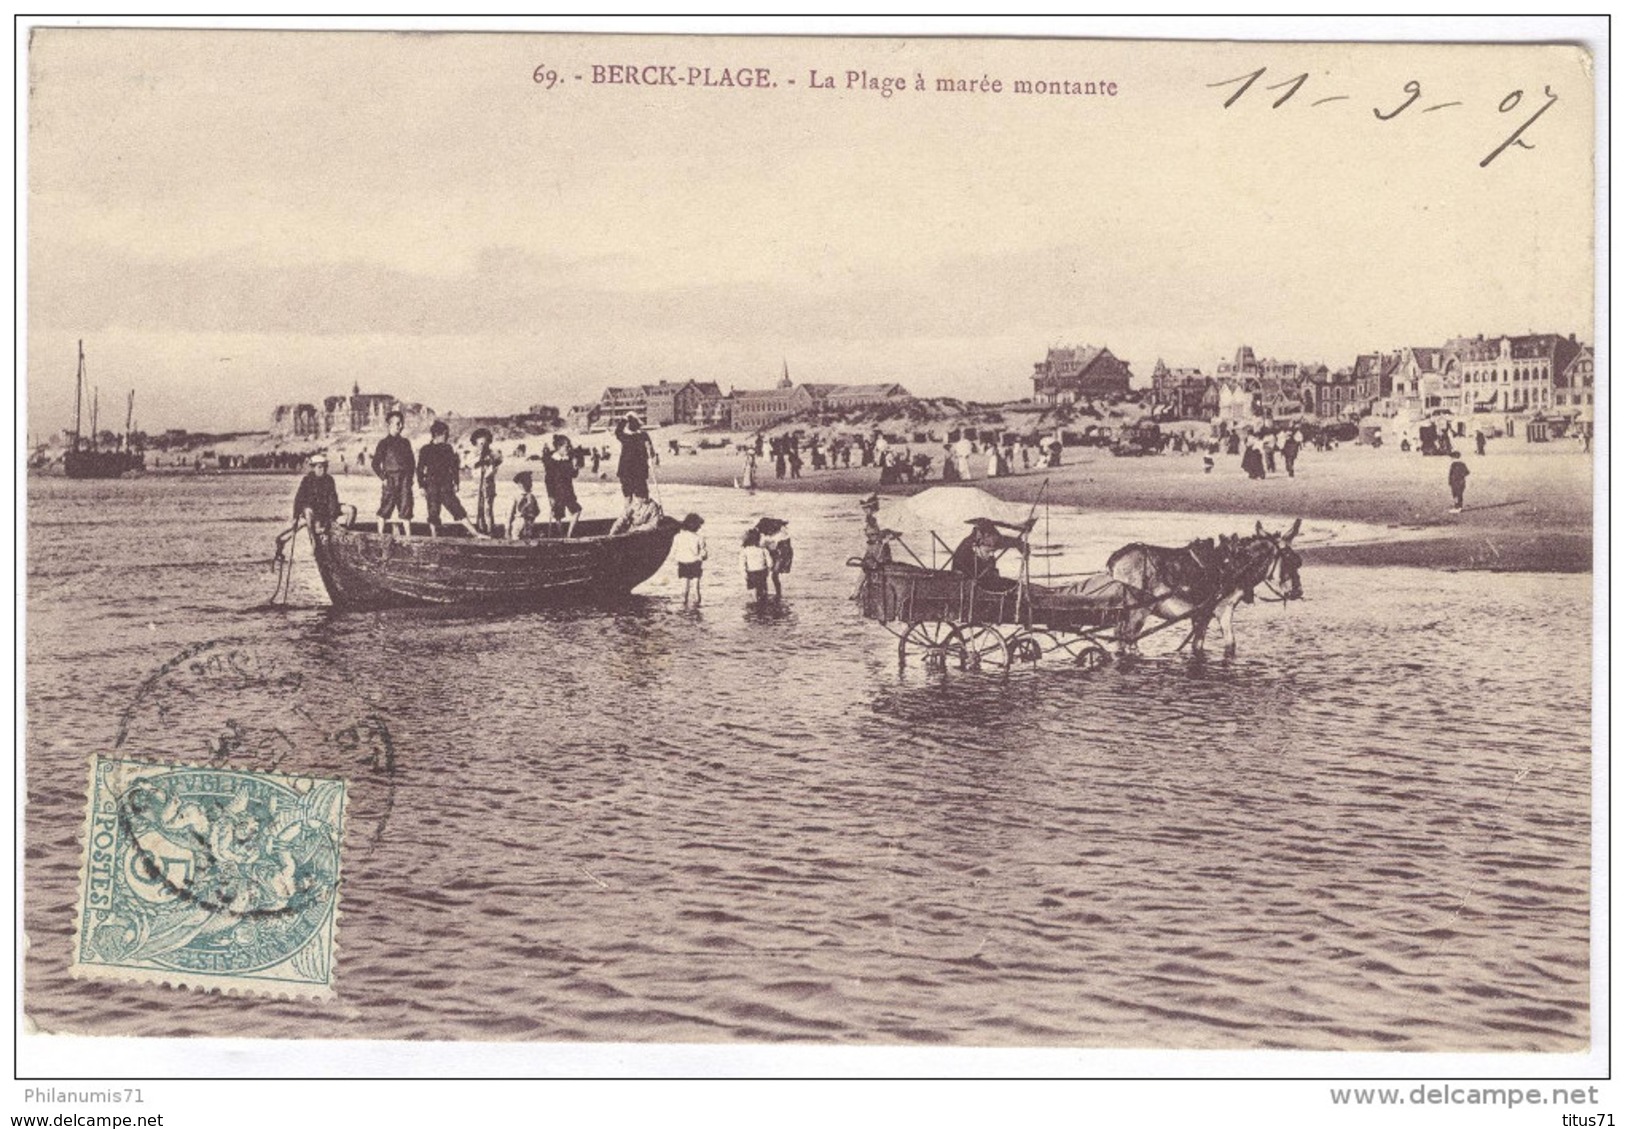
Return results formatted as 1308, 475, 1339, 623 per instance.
26, 26, 1596, 436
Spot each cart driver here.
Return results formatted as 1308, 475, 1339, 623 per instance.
859, 494, 900, 567
949, 517, 1033, 590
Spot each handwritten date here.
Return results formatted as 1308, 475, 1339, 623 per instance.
1208, 65, 1560, 168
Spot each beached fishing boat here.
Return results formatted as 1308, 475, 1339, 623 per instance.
305, 517, 682, 610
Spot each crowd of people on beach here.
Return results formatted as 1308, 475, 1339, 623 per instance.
733, 428, 1067, 490
1234, 428, 1304, 480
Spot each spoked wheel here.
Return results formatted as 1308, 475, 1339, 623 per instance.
899, 620, 960, 673
1006, 630, 1046, 666
953, 624, 1011, 673
1074, 644, 1112, 671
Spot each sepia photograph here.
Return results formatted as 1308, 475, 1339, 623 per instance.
14, 14, 1606, 1110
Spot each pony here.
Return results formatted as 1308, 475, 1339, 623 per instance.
1105, 519, 1303, 657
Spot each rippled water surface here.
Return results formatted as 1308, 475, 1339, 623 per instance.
25, 475, 1592, 1050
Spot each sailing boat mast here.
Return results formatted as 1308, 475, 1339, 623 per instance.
91, 387, 99, 451
124, 390, 135, 452
73, 340, 84, 452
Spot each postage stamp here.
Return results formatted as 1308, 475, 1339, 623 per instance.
71, 755, 348, 998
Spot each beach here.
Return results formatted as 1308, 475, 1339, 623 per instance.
632, 435, 1594, 574
56, 423, 1594, 573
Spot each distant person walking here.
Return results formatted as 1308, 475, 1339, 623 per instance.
1282, 431, 1300, 478
1447, 452, 1470, 513
371, 409, 416, 533
1475, 429, 1487, 457
953, 433, 974, 480
1241, 435, 1266, 480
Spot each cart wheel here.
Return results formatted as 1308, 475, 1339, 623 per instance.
1007, 631, 1045, 665
954, 625, 1010, 673
899, 620, 959, 673
1074, 644, 1111, 671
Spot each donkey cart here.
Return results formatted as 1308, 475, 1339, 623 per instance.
851, 561, 1149, 674
849, 487, 1304, 675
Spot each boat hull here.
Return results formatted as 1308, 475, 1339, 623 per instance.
63, 450, 143, 479
308, 518, 681, 610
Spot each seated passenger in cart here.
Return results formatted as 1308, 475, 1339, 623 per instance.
949, 517, 1034, 592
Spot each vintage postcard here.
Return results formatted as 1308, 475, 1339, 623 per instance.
20, 21, 1600, 1080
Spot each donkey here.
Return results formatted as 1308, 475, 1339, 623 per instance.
1105, 519, 1303, 657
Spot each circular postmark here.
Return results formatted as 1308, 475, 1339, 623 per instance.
76, 636, 401, 992
113, 637, 397, 855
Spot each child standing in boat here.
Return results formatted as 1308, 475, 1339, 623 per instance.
542, 435, 583, 537
469, 427, 502, 535
508, 471, 542, 539
673, 513, 707, 607
371, 409, 415, 534
417, 419, 483, 536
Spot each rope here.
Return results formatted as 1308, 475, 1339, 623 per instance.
269, 518, 304, 605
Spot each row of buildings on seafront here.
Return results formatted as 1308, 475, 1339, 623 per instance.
1035, 333, 1594, 430
267, 371, 918, 441
268, 330, 1593, 441
565, 368, 915, 433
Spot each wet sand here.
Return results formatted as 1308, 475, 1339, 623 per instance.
640, 439, 1594, 573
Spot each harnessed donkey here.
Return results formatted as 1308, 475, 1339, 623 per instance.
1105, 520, 1304, 657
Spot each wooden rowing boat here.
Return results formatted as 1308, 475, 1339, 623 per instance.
308, 517, 680, 610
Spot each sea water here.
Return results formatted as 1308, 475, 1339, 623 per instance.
24, 474, 1592, 1050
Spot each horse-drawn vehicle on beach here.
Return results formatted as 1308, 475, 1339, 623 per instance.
851, 489, 1303, 674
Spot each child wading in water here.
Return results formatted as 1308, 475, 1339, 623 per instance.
673, 513, 708, 606
740, 527, 772, 605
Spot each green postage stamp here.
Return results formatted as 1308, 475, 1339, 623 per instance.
72, 756, 348, 998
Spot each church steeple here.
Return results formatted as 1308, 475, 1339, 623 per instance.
777, 359, 792, 389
